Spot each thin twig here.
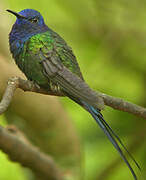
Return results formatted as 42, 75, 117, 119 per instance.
0, 77, 18, 114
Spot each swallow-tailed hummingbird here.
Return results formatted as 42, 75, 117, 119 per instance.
7, 9, 140, 179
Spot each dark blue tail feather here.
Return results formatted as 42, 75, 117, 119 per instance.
82, 102, 139, 180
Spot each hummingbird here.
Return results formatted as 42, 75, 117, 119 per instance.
7, 9, 140, 179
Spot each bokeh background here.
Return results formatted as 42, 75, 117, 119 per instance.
0, 0, 146, 180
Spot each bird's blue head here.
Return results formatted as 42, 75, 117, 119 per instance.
7, 9, 48, 42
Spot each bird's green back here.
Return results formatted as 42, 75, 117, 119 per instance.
25, 30, 83, 78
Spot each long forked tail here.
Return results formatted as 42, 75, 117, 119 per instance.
82, 101, 140, 180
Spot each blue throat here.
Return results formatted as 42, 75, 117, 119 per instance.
8, 9, 49, 58
9, 24, 49, 58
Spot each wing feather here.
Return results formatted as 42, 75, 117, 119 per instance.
41, 57, 104, 110
38, 36, 104, 110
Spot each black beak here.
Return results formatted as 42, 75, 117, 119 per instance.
6, 9, 26, 19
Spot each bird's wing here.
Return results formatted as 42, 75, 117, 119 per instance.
49, 30, 84, 80
39, 47, 104, 110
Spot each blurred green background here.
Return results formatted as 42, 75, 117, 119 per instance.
0, 0, 146, 180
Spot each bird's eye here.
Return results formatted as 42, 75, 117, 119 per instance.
30, 18, 38, 23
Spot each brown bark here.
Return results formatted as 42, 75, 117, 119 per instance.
0, 125, 63, 180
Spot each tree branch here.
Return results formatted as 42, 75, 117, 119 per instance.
100, 93, 146, 118
0, 76, 146, 119
0, 76, 145, 180
0, 125, 63, 180
0, 76, 64, 115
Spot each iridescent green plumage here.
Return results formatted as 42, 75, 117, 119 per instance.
18, 31, 83, 89
15, 30, 104, 109
8, 9, 140, 180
